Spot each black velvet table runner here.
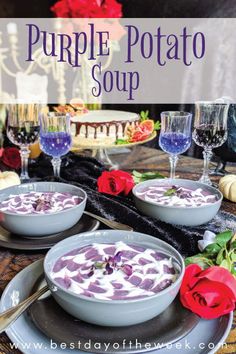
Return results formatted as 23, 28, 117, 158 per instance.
29, 153, 236, 257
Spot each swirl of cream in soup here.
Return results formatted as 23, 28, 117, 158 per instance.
136, 185, 218, 207
51, 241, 178, 301
0, 192, 82, 215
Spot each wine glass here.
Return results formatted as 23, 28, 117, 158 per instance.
39, 112, 72, 177
7, 104, 41, 181
159, 111, 192, 179
193, 102, 229, 185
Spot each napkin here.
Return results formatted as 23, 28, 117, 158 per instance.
29, 153, 236, 257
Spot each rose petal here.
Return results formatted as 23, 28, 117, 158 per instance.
181, 279, 235, 319
97, 170, 134, 196
180, 264, 202, 296
194, 266, 236, 300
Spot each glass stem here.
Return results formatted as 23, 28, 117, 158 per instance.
51, 157, 61, 178
20, 146, 30, 181
169, 154, 178, 179
200, 148, 213, 185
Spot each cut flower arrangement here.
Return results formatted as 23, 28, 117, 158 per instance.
97, 170, 236, 319
181, 231, 236, 317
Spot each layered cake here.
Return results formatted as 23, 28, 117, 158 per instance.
71, 110, 140, 147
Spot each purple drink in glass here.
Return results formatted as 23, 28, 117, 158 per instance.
159, 111, 192, 179
40, 112, 71, 177
159, 132, 191, 155
40, 132, 72, 158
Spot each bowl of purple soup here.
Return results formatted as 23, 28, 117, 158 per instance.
44, 230, 184, 327
133, 179, 222, 226
0, 182, 87, 236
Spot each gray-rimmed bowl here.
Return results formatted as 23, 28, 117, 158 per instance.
133, 178, 223, 227
44, 230, 185, 327
0, 182, 87, 237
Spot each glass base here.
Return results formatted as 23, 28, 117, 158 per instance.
95, 149, 119, 170
20, 174, 30, 183
198, 174, 212, 186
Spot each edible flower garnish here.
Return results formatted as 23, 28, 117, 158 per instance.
164, 185, 192, 199
87, 251, 133, 277
164, 187, 177, 196
34, 196, 52, 212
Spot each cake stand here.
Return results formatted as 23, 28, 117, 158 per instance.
71, 132, 157, 170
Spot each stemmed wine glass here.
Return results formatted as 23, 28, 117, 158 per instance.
7, 104, 41, 181
39, 112, 72, 177
159, 111, 192, 179
193, 102, 229, 185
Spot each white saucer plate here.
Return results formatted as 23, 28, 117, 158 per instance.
0, 260, 233, 354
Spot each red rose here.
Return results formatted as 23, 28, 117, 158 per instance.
180, 264, 236, 319
51, 0, 122, 18
1, 147, 21, 170
51, 0, 71, 17
97, 170, 134, 196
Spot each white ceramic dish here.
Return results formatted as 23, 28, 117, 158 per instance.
0, 259, 233, 354
133, 179, 223, 226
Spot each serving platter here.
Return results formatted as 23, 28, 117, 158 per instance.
29, 291, 199, 353
0, 259, 233, 354
0, 214, 99, 251
71, 132, 157, 169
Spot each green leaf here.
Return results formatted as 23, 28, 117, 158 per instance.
230, 241, 236, 250
154, 121, 161, 131
230, 251, 236, 262
164, 188, 177, 197
132, 170, 142, 177
231, 265, 236, 276
141, 171, 164, 179
133, 177, 140, 184
132, 170, 164, 184
94, 262, 104, 269
204, 243, 222, 255
220, 259, 231, 271
215, 230, 233, 246
216, 248, 225, 265
185, 254, 213, 268
115, 139, 129, 145
140, 110, 149, 121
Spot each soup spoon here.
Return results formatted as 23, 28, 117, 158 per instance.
84, 211, 133, 231
0, 284, 49, 334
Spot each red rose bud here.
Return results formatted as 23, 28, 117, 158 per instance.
1, 147, 21, 170
180, 264, 236, 319
97, 170, 135, 196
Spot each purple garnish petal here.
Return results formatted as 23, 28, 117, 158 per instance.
104, 263, 113, 275
114, 251, 122, 263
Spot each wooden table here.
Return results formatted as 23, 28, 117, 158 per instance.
0, 146, 235, 354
